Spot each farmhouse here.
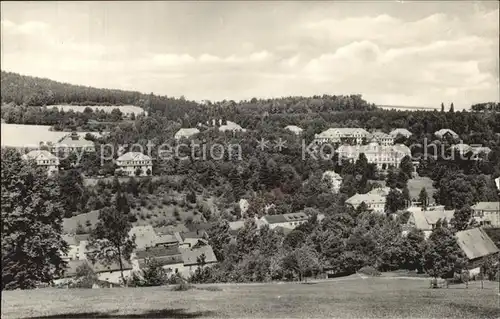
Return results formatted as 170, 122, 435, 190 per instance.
116, 152, 153, 176
322, 170, 342, 193
52, 132, 95, 155
92, 259, 133, 284
61, 234, 90, 261
174, 128, 200, 140
314, 128, 371, 145
471, 202, 500, 227
389, 128, 412, 138
260, 212, 309, 230
403, 209, 456, 239
284, 125, 303, 135
337, 140, 411, 170
345, 193, 386, 214
455, 227, 499, 269
129, 225, 158, 250
21, 150, 59, 175
434, 129, 459, 139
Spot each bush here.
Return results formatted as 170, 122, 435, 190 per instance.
357, 266, 381, 277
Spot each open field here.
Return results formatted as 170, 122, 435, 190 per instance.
2, 277, 498, 319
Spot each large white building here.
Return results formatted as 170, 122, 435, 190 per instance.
52, 132, 96, 155
345, 193, 386, 214
337, 140, 411, 170
116, 152, 153, 176
434, 129, 459, 139
218, 121, 246, 132
260, 212, 309, 230
21, 150, 59, 175
314, 128, 371, 145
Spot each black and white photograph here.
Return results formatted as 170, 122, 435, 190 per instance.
1, 1, 499, 318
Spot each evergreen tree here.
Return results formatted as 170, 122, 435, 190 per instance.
441, 102, 445, 112
385, 189, 406, 214
399, 155, 414, 180
418, 187, 428, 209
449, 102, 454, 113
1, 148, 68, 289
450, 205, 475, 232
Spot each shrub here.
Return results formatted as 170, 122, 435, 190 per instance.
357, 266, 381, 277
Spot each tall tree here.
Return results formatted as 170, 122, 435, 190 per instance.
88, 206, 136, 284
385, 189, 406, 214
399, 155, 414, 180
423, 221, 466, 279
441, 102, 445, 112
449, 102, 454, 113
1, 148, 67, 289
450, 205, 476, 232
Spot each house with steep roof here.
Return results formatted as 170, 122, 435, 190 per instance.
61, 234, 90, 261
180, 244, 218, 278
322, 170, 342, 193
404, 209, 456, 239
260, 212, 309, 230
285, 125, 303, 135
345, 193, 386, 214
471, 202, 500, 227
434, 129, 459, 140
314, 128, 371, 145
116, 152, 153, 176
174, 128, 200, 140
92, 259, 133, 284
389, 128, 412, 139
21, 150, 59, 175
455, 227, 499, 269
371, 131, 394, 146
52, 132, 95, 156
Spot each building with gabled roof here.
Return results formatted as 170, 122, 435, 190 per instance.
21, 150, 59, 175
404, 209, 456, 239
455, 227, 499, 269
260, 212, 309, 230
174, 128, 200, 140
471, 202, 500, 227
434, 129, 459, 139
219, 121, 246, 132
116, 152, 153, 176
129, 225, 158, 250
345, 193, 386, 214
314, 128, 371, 145
389, 128, 412, 138
337, 140, 411, 170
52, 132, 95, 155
285, 125, 303, 135
370, 131, 394, 146
61, 234, 90, 261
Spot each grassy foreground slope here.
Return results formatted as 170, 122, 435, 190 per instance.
2, 277, 498, 319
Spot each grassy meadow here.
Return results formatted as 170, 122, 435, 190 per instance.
2, 277, 498, 319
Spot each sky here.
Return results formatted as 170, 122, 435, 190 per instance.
1, 1, 499, 109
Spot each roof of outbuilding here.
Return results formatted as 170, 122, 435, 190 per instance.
456, 227, 499, 260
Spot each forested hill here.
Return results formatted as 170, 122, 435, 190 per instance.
1, 71, 377, 116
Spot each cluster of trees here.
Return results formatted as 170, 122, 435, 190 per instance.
470, 102, 500, 112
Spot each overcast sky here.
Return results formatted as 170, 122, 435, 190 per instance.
1, 1, 499, 109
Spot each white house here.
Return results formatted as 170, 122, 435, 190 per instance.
345, 193, 386, 214
370, 131, 394, 146
285, 125, 303, 135
314, 128, 371, 145
389, 128, 412, 139
471, 202, 500, 227
21, 150, 59, 175
337, 140, 411, 170
260, 212, 309, 230
219, 121, 246, 132
52, 132, 95, 155
128, 225, 159, 250
116, 152, 153, 176
322, 170, 343, 193
174, 128, 200, 140
434, 129, 459, 139
61, 234, 90, 261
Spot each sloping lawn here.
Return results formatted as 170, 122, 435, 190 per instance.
2, 278, 498, 319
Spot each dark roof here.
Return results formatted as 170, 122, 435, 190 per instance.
263, 213, 309, 224
135, 246, 181, 259
91, 259, 132, 273
186, 222, 215, 232
180, 245, 218, 266
61, 260, 90, 278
